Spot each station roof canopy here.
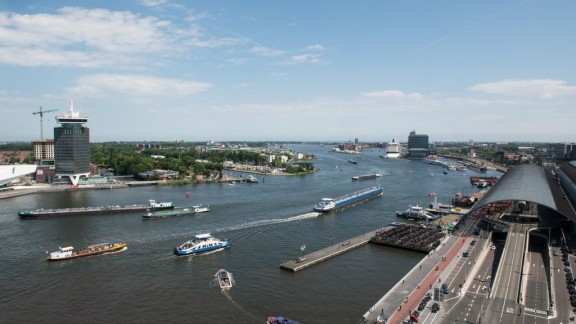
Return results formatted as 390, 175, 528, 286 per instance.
470, 164, 576, 221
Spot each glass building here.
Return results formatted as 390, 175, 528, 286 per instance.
53, 101, 91, 185
407, 130, 429, 159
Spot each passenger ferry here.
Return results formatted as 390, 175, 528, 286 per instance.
313, 186, 383, 212
174, 234, 230, 256
47, 242, 126, 261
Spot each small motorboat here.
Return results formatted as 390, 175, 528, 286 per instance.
215, 269, 233, 289
174, 233, 230, 256
267, 316, 302, 324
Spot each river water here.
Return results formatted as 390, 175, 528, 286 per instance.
0, 144, 499, 324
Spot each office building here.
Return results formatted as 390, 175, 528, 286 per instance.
53, 101, 90, 185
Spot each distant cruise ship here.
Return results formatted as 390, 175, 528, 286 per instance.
382, 139, 401, 159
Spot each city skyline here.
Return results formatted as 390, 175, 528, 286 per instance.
1, 1, 575, 143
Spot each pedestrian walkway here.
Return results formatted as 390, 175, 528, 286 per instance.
362, 234, 469, 324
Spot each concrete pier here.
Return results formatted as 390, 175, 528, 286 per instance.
279, 228, 390, 272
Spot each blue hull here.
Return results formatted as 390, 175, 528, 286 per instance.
174, 242, 231, 256
314, 186, 383, 212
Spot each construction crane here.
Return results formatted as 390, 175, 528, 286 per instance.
32, 106, 58, 140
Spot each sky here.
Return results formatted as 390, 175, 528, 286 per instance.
1, 0, 575, 143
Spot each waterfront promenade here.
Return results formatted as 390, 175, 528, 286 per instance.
363, 234, 469, 324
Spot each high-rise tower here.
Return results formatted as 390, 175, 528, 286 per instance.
53, 101, 90, 185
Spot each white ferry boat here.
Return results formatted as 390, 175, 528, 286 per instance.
396, 205, 438, 220
174, 233, 230, 256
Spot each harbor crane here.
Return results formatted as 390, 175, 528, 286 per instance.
32, 106, 58, 140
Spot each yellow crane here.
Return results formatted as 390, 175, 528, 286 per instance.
32, 106, 58, 140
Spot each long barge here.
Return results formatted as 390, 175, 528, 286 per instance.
352, 173, 382, 181
313, 186, 383, 212
18, 200, 174, 218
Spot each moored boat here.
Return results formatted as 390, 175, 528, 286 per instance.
47, 242, 126, 261
246, 175, 259, 183
215, 269, 234, 289
382, 139, 401, 159
313, 186, 383, 212
174, 233, 230, 256
396, 205, 438, 220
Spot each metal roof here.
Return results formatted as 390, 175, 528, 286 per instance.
470, 164, 576, 220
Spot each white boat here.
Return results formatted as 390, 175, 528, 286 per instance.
396, 205, 438, 220
193, 205, 210, 213
381, 139, 401, 159
215, 269, 233, 289
148, 200, 174, 210
174, 233, 230, 256
246, 175, 259, 183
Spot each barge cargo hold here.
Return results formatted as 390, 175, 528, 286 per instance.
352, 173, 382, 181
18, 200, 174, 218
313, 186, 383, 212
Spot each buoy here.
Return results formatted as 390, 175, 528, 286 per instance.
186, 192, 190, 198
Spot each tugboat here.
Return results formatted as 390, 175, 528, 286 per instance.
47, 242, 126, 261
174, 234, 230, 256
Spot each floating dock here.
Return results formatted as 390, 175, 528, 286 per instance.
279, 227, 393, 272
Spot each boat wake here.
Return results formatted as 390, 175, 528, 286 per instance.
108, 246, 127, 254
218, 212, 321, 234
131, 212, 321, 244
219, 286, 262, 323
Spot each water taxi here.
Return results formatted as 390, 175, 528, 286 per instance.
215, 269, 234, 289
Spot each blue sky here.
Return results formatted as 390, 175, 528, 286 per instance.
1, 0, 575, 143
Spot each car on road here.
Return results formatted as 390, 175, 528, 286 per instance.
553, 250, 559, 256
470, 240, 477, 246
491, 245, 496, 250
463, 251, 470, 257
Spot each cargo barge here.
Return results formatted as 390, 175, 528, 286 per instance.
313, 186, 383, 212
18, 200, 174, 218
352, 173, 382, 181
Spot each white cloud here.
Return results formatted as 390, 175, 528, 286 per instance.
249, 46, 285, 57
290, 54, 322, 64
139, 0, 169, 7
361, 89, 423, 101
305, 44, 325, 51
66, 74, 213, 97
471, 79, 576, 98
0, 7, 242, 68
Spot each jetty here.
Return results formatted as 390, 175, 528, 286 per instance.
280, 228, 392, 272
